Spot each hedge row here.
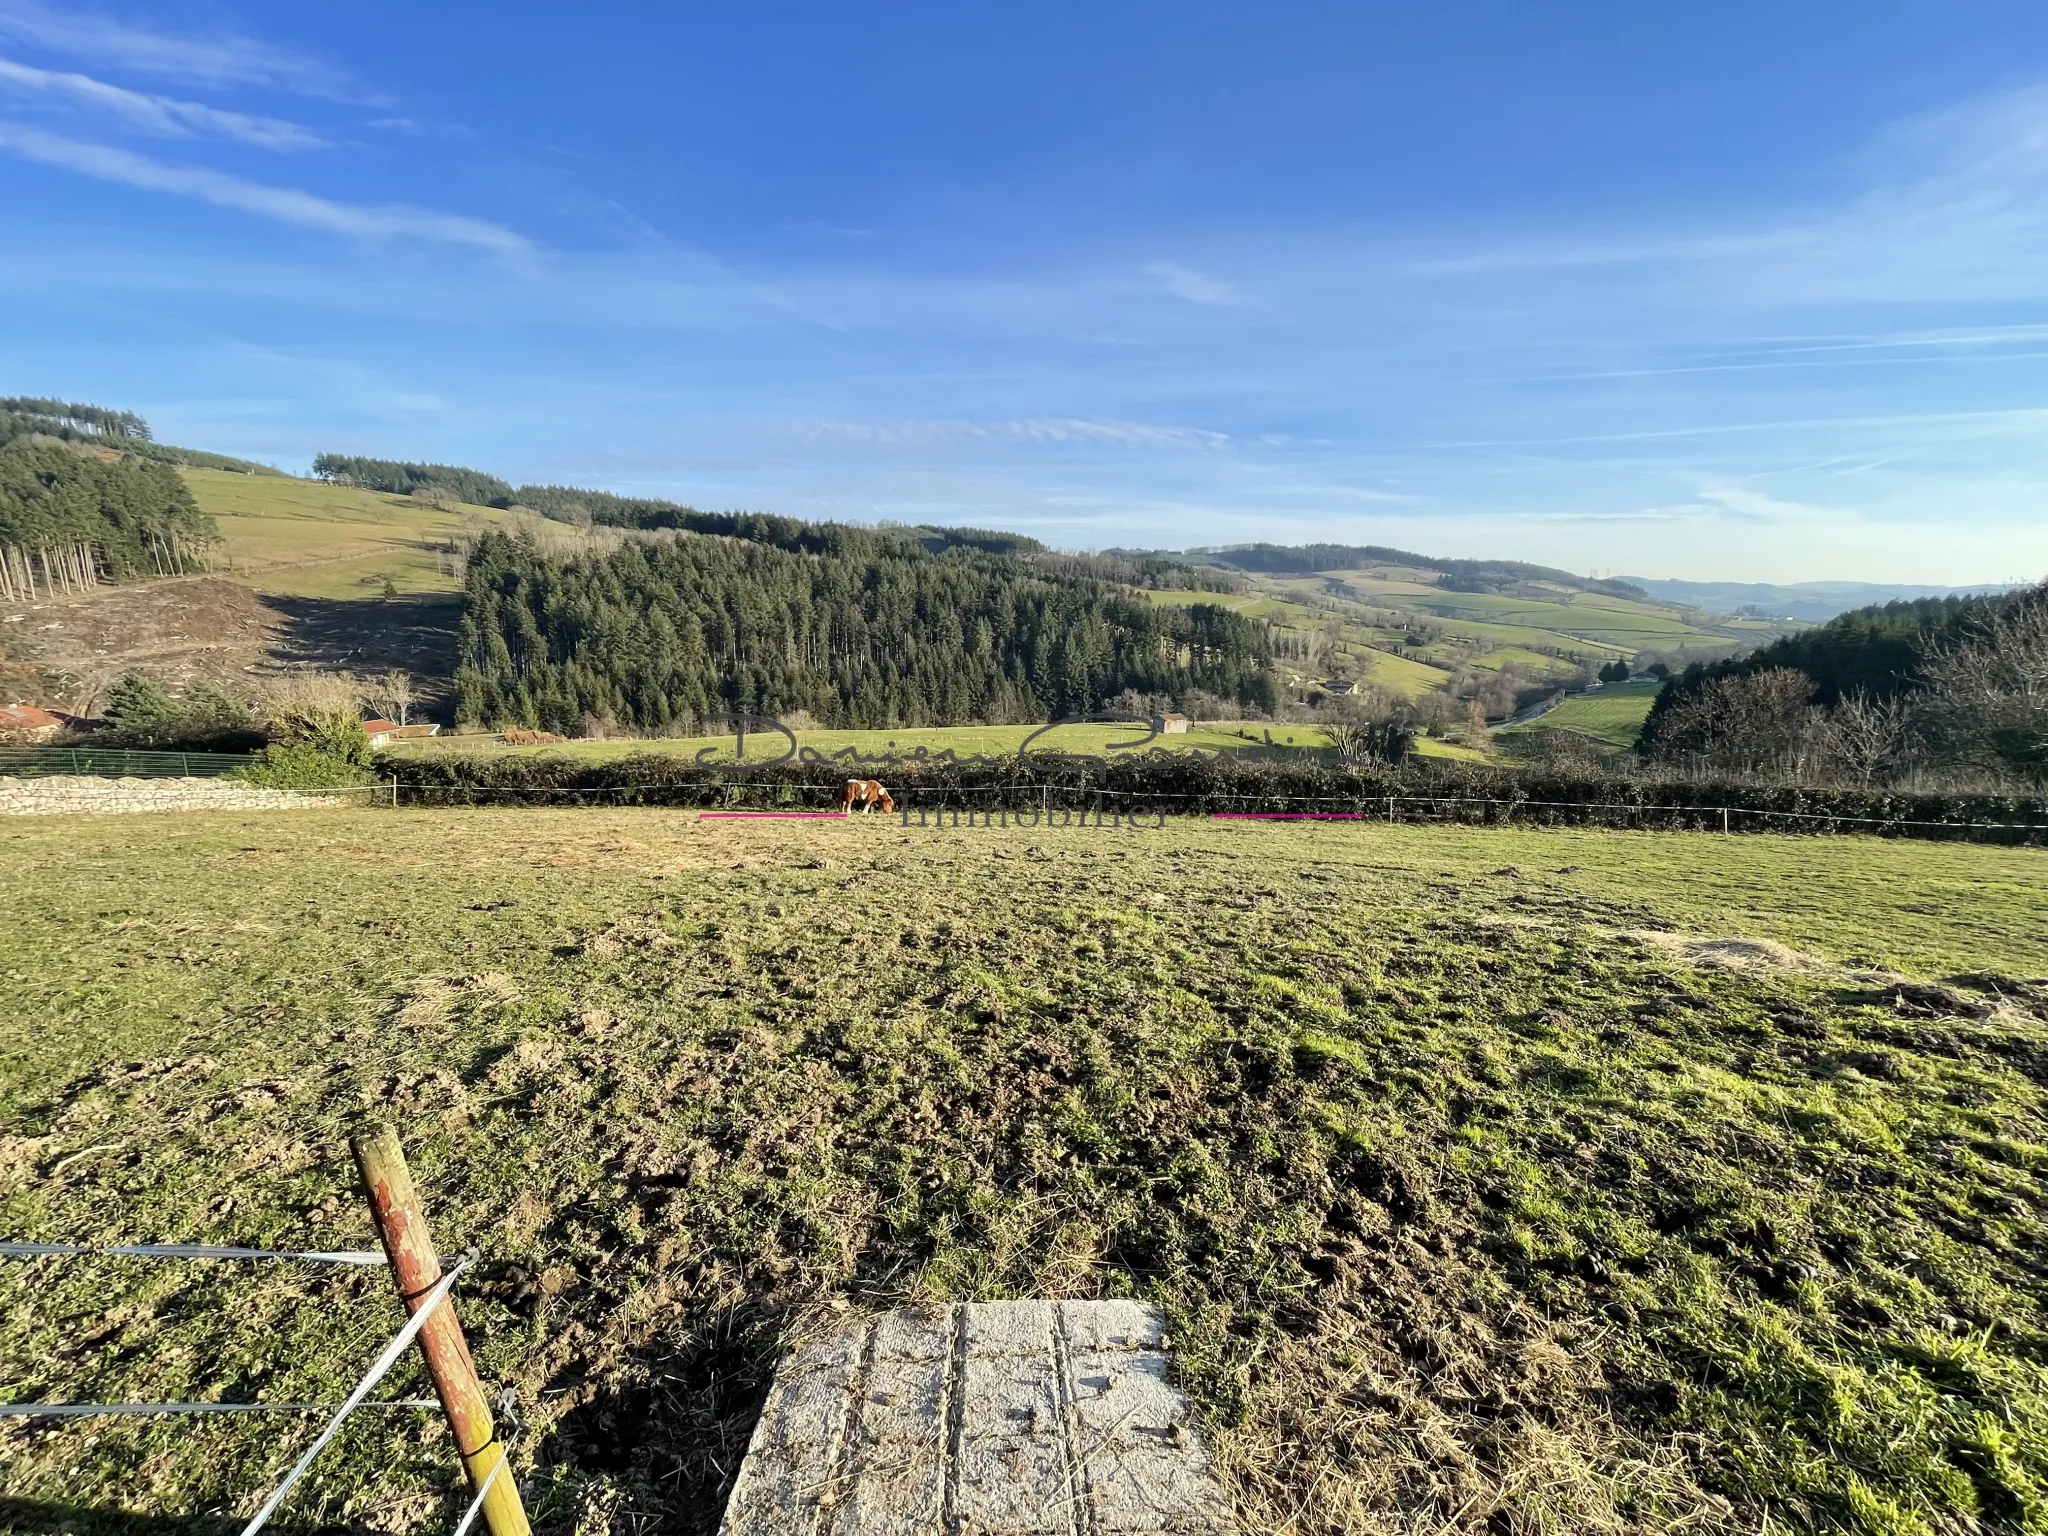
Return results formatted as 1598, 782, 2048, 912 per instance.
377, 750, 2048, 845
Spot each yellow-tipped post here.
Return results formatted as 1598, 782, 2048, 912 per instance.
351, 1124, 529, 1536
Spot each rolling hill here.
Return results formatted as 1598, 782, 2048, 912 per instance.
164, 466, 1790, 720
1131, 545, 1788, 704
1, 410, 1799, 727
1, 465, 508, 715
184, 467, 501, 599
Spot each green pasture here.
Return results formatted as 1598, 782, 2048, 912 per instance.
1501, 681, 1665, 749
1350, 646, 1452, 696
182, 468, 505, 599
2, 811, 2042, 1534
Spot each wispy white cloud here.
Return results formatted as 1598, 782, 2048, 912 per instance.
799, 416, 1232, 450
1529, 350, 2048, 383
0, 57, 323, 149
1430, 80, 2048, 305
1147, 260, 1241, 305
1418, 231, 1791, 276
1688, 484, 1851, 526
1402, 408, 2048, 452
0, 0, 368, 100
0, 124, 529, 254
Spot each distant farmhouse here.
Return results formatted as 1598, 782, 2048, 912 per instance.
363, 720, 440, 747
0, 704, 64, 742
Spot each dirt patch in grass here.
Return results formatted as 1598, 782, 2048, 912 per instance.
1, 814, 2044, 1535
1679, 936, 1824, 972
0, 580, 463, 715
0, 578, 282, 709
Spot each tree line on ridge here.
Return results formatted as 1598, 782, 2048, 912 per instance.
454, 524, 1277, 733
0, 439, 217, 602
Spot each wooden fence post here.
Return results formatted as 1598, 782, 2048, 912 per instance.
352, 1124, 529, 1536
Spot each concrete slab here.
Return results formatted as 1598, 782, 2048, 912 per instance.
718, 1300, 1234, 1535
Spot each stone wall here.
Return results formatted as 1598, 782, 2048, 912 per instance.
0, 775, 355, 816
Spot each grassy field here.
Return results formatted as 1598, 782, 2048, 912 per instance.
1141, 568, 1781, 703
1353, 647, 1456, 695
183, 469, 504, 600
1500, 682, 1665, 751
1411, 735, 1490, 761
3, 810, 2044, 1535
1338, 578, 1728, 648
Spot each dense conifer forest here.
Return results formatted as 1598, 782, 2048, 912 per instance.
0, 438, 217, 601
310, 453, 518, 508
0, 396, 151, 445
454, 523, 1276, 731
2, 397, 280, 477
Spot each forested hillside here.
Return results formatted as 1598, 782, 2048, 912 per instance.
1638, 584, 2048, 783
2, 396, 281, 476
0, 395, 151, 445
1, 423, 1805, 729
1187, 540, 1650, 599
289, 459, 1763, 714
0, 439, 217, 601
1640, 592, 2016, 738
310, 454, 516, 509
455, 523, 1275, 732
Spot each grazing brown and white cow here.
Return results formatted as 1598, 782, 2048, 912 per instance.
839, 779, 894, 814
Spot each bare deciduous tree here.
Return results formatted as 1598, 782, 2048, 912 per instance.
1465, 697, 1492, 751
1649, 667, 1821, 778
262, 670, 367, 755
1915, 580, 2048, 783
370, 669, 415, 727
1814, 691, 1917, 785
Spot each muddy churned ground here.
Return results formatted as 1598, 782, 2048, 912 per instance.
2, 810, 2045, 1536
0, 578, 463, 715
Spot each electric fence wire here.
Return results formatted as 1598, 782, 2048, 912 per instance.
449, 1435, 514, 1536
1, 1243, 386, 1264
237, 1254, 474, 1536
0, 1400, 438, 1418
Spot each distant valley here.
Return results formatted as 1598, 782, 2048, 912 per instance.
1623, 576, 2020, 624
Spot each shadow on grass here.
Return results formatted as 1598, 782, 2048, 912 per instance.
537, 1289, 786, 1532
257, 592, 465, 710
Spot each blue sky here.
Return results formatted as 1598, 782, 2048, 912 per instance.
3, 2, 2046, 582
